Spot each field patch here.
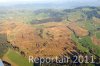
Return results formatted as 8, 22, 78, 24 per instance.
6, 49, 33, 66
96, 31, 100, 39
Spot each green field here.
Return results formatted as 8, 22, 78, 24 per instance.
96, 31, 100, 39
71, 33, 100, 56
79, 36, 100, 56
71, 34, 89, 53
7, 49, 33, 66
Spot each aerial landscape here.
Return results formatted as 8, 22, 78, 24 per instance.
0, 0, 100, 66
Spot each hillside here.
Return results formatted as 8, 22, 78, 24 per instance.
0, 6, 100, 66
